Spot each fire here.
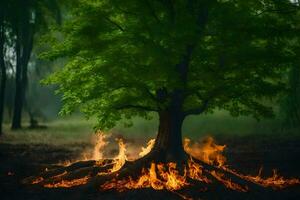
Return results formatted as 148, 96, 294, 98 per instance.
58, 131, 109, 166
139, 139, 155, 157
29, 171, 90, 188
226, 167, 300, 189
210, 170, 248, 192
91, 131, 109, 160
31, 177, 44, 184
44, 176, 89, 188
187, 158, 210, 183
101, 162, 189, 191
184, 136, 226, 167
7, 171, 14, 176
108, 138, 127, 173
27, 135, 300, 196
156, 162, 189, 190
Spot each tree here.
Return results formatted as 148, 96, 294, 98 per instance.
5, 0, 61, 129
45, 0, 298, 162
281, 65, 300, 128
0, 2, 7, 134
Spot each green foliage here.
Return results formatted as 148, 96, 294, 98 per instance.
43, 0, 300, 130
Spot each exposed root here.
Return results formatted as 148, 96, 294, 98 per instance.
23, 137, 300, 199
24, 151, 289, 193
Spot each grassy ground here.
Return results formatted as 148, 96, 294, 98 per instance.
1, 116, 95, 145
0, 114, 300, 199
1, 111, 299, 146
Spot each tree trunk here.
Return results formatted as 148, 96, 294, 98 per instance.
152, 109, 186, 162
0, 19, 6, 134
11, 14, 34, 130
11, 28, 23, 129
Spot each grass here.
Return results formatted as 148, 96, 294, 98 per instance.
1, 115, 95, 145
0, 111, 298, 146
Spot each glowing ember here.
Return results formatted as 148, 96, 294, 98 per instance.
31, 177, 44, 184
44, 176, 89, 188
139, 139, 155, 157
226, 167, 300, 189
7, 171, 14, 176
210, 170, 248, 192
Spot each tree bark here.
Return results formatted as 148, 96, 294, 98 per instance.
11, 12, 34, 130
11, 27, 23, 129
152, 110, 185, 162
0, 18, 6, 134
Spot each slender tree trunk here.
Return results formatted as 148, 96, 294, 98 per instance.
11, 30, 22, 129
0, 19, 6, 134
11, 16, 34, 130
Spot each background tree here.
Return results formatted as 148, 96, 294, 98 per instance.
0, 1, 7, 134
2, 0, 61, 129
281, 65, 300, 128
45, 0, 299, 162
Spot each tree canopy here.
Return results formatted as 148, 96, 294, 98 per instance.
44, 0, 300, 130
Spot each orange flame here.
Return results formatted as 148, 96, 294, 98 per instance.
187, 158, 211, 183
210, 170, 248, 192
58, 131, 109, 166
226, 167, 300, 189
28, 135, 300, 194
101, 162, 189, 191
139, 139, 155, 157
91, 131, 109, 160
109, 138, 127, 173
184, 136, 226, 167
44, 176, 89, 188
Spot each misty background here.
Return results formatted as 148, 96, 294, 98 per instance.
0, 0, 299, 147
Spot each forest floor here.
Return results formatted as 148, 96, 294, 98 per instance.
0, 116, 300, 200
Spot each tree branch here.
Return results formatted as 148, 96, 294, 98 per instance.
183, 86, 224, 116
183, 99, 209, 116
115, 104, 158, 112
110, 84, 157, 102
144, 0, 161, 23
104, 17, 124, 32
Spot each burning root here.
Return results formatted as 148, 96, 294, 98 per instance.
24, 136, 300, 196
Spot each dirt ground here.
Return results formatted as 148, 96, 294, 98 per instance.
0, 133, 300, 200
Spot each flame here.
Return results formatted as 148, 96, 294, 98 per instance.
157, 162, 189, 190
139, 139, 155, 157
226, 167, 300, 189
101, 162, 189, 191
187, 158, 211, 183
27, 135, 300, 195
210, 170, 248, 192
184, 136, 226, 167
31, 177, 44, 184
43, 176, 89, 188
91, 131, 109, 160
58, 131, 109, 166
32, 171, 90, 188
108, 138, 127, 173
